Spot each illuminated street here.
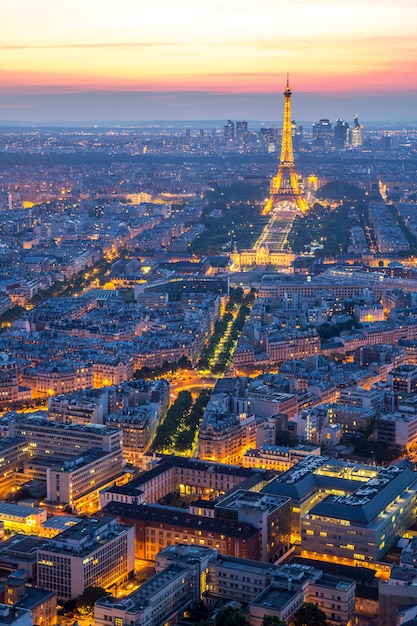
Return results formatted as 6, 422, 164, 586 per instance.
168, 372, 216, 401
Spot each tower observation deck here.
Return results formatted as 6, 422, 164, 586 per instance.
263, 76, 309, 215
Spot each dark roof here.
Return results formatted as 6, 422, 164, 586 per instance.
309, 466, 417, 524
102, 502, 259, 540
262, 458, 417, 525
0, 535, 45, 558
106, 485, 144, 497
16, 587, 56, 610
291, 557, 376, 583
213, 378, 240, 394
125, 455, 274, 491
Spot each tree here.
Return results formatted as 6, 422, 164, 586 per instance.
178, 355, 192, 369
261, 615, 287, 626
293, 602, 329, 626
215, 606, 249, 626
75, 586, 108, 611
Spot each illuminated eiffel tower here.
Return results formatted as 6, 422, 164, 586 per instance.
263, 76, 309, 215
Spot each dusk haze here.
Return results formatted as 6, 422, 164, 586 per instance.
1, 0, 417, 121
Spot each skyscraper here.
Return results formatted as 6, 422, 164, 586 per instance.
291, 120, 303, 149
236, 121, 248, 140
223, 119, 235, 141
334, 118, 350, 148
351, 114, 363, 147
312, 118, 332, 141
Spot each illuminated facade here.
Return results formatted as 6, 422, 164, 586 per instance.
48, 397, 104, 425
92, 357, 134, 388
377, 411, 417, 450
45, 449, 126, 514
37, 517, 134, 600
105, 405, 160, 464
266, 329, 321, 364
351, 115, 363, 147
0, 357, 19, 404
263, 77, 308, 215
249, 564, 355, 626
388, 364, 417, 393
0, 502, 47, 535
101, 501, 260, 562
99, 456, 273, 508
197, 410, 259, 466
380, 565, 417, 626
353, 303, 384, 323
7, 414, 122, 459
3, 574, 57, 626
21, 363, 94, 398
0, 439, 33, 497
95, 565, 195, 626
243, 443, 321, 472
230, 246, 295, 270
214, 489, 291, 562
95, 545, 214, 626
104, 545, 356, 626
262, 456, 417, 561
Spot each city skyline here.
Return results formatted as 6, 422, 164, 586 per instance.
1, 0, 416, 122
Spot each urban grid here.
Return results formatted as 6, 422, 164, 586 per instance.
0, 50, 417, 626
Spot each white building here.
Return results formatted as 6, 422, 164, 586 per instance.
37, 517, 134, 599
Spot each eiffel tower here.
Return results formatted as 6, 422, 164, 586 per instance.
263, 76, 309, 215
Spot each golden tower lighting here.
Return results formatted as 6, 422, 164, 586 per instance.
263, 75, 309, 215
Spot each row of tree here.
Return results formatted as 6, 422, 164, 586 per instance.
152, 390, 193, 452
211, 304, 251, 375
197, 313, 233, 370
175, 389, 211, 453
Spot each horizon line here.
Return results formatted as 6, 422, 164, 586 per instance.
0, 119, 416, 126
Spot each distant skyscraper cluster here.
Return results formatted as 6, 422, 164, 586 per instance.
223, 114, 361, 154
313, 115, 363, 148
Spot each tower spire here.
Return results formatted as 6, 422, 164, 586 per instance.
263, 77, 308, 215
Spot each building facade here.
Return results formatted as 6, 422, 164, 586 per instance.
37, 517, 134, 599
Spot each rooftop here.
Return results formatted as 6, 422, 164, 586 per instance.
0, 502, 45, 520
102, 502, 260, 540
96, 565, 185, 613
251, 585, 299, 611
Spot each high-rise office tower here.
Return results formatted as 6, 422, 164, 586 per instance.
236, 121, 248, 140
223, 119, 235, 141
351, 114, 363, 147
292, 120, 303, 149
381, 134, 392, 150
334, 118, 350, 148
312, 118, 332, 141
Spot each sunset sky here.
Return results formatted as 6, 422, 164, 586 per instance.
1, 0, 416, 122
